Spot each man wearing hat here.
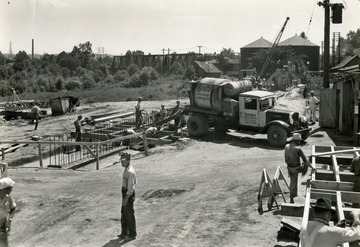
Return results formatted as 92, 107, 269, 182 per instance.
285, 133, 316, 203
135, 97, 143, 130
0, 177, 16, 247
300, 197, 360, 246
309, 90, 320, 123
118, 153, 137, 241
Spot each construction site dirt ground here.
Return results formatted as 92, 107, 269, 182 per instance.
1, 88, 355, 247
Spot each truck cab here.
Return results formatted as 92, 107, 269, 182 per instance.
239, 90, 275, 128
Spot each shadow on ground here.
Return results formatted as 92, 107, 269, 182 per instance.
309, 126, 354, 147
102, 237, 135, 247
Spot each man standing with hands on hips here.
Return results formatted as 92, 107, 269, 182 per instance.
118, 153, 137, 241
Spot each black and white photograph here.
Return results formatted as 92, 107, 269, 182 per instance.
1, 0, 360, 246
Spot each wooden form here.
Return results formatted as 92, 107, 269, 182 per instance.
295, 145, 360, 247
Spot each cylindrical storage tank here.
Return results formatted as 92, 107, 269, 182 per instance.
223, 80, 252, 97
194, 78, 228, 111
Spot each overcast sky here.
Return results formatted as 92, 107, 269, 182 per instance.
1, 0, 359, 56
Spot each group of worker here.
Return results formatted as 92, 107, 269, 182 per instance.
284, 88, 360, 246
135, 97, 184, 131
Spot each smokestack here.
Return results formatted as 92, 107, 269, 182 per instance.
32, 39, 34, 59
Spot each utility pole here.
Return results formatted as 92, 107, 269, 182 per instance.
318, 0, 344, 88
318, 0, 330, 88
197, 45, 202, 54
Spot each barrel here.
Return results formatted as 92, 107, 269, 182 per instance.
223, 80, 252, 97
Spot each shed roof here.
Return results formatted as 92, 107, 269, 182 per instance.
331, 55, 360, 71
278, 35, 318, 47
242, 37, 272, 48
195, 61, 222, 74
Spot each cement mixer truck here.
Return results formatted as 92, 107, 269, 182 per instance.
184, 77, 310, 147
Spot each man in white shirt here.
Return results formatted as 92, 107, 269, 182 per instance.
308, 91, 320, 123
300, 197, 360, 246
0, 177, 16, 247
118, 153, 137, 241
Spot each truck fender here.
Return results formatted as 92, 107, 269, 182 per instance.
260, 120, 290, 135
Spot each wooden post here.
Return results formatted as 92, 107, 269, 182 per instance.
38, 143, 43, 168
1, 148, 4, 160
96, 144, 99, 170
143, 131, 149, 156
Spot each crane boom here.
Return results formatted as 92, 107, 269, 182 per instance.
259, 17, 290, 78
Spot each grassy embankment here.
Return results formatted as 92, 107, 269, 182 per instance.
0, 76, 189, 104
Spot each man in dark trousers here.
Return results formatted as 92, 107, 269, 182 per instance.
135, 97, 143, 130
285, 133, 316, 203
170, 100, 181, 132
31, 103, 41, 130
118, 153, 137, 241
74, 115, 83, 151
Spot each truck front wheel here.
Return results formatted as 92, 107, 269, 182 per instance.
267, 125, 287, 147
187, 114, 209, 137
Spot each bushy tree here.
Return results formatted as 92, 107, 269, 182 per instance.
65, 79, 81, 90
0, 51, 6, 65
55, 77, 64, 91
169, 62, 184, 75
114, 70, 130, 83
141, 67, 158, 81
13, 51, 30, 72
81, 73, 96, 89
127, 64, 140, 76
184, 66, 195, 79
128, 72, 148, 87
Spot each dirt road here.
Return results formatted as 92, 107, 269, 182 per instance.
2, 89, 352, 247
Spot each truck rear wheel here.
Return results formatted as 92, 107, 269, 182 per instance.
267, 125, 287, 147
187, 114, 209, 137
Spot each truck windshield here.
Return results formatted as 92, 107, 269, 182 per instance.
260, 98, 274, 110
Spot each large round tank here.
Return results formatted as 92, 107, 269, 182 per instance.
223, 80, 252, 97
194, 78, 228, 111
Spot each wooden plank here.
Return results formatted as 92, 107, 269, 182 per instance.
315, 170, 354, 182
146, 138, 172, 146
280, 203, 305, 217
314, 156, 353, 166
312, 148, 360, 157
301, 187, 312, 232
281, 217, 301, 233
311, 180, 353, 191
331, 146, 341, 182
336, 191, 346, 220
